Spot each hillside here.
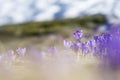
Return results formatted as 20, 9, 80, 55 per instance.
0, 15, 106, 37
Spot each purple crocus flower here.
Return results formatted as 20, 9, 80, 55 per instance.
40, 51, 46, 59
94, 36, 99, 42
87, 40, 96, 53
93, 33, 111, 55
16, 48, 26, 57
48, 46, 57, 54
6, 50, 15, 63
76, 42, 81, 48
70, 42, 79, 53
73, 29, 83, 41
64, 39, 73, 48
81, 42, 89, 54
93, 27, 120, 70
7, 50, 14, 56
101, 30, 120, 69
28, 47, 46, 61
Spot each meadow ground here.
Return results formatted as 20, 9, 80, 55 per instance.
0, 27, 101, 80
1, 16, 120, 80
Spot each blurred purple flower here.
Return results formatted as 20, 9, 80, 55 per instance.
70, 42, 79, 53
28, 47, 46, 61
73, 29, 83, 41
40, 51, 46, 59
48, 46, 57, 54
86, 40, 96, 53
101, 29, 120, 69
81, 42, 89, 54
6, 50, 15, 62
92, 27, 120, 70
7, 50, 14, 56
16, 48, 26, 57
93, 33, 111, 54
76, 42, 81, 48
88, 40, 95, 49
64, 39, 73, 48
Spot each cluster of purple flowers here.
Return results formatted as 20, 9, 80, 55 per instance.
102, 28, 120, 69
1, 28, 120, 70
0, 48, 26, 63
64, 29, 96, 54
64, 28, 120, 69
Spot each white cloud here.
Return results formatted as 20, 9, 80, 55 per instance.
63, 0, 104, 18
35, 5, 60, 21
0, 0, 119, 25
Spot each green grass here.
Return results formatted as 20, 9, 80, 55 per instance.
0, 14, 106, 37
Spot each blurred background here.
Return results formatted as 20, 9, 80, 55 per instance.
0, 0, 120, 51
0, 1, 120, 80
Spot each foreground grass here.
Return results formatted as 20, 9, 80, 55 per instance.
1, 24, 120, 80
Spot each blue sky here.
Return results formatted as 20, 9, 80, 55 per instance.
0, 0, 120, 25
